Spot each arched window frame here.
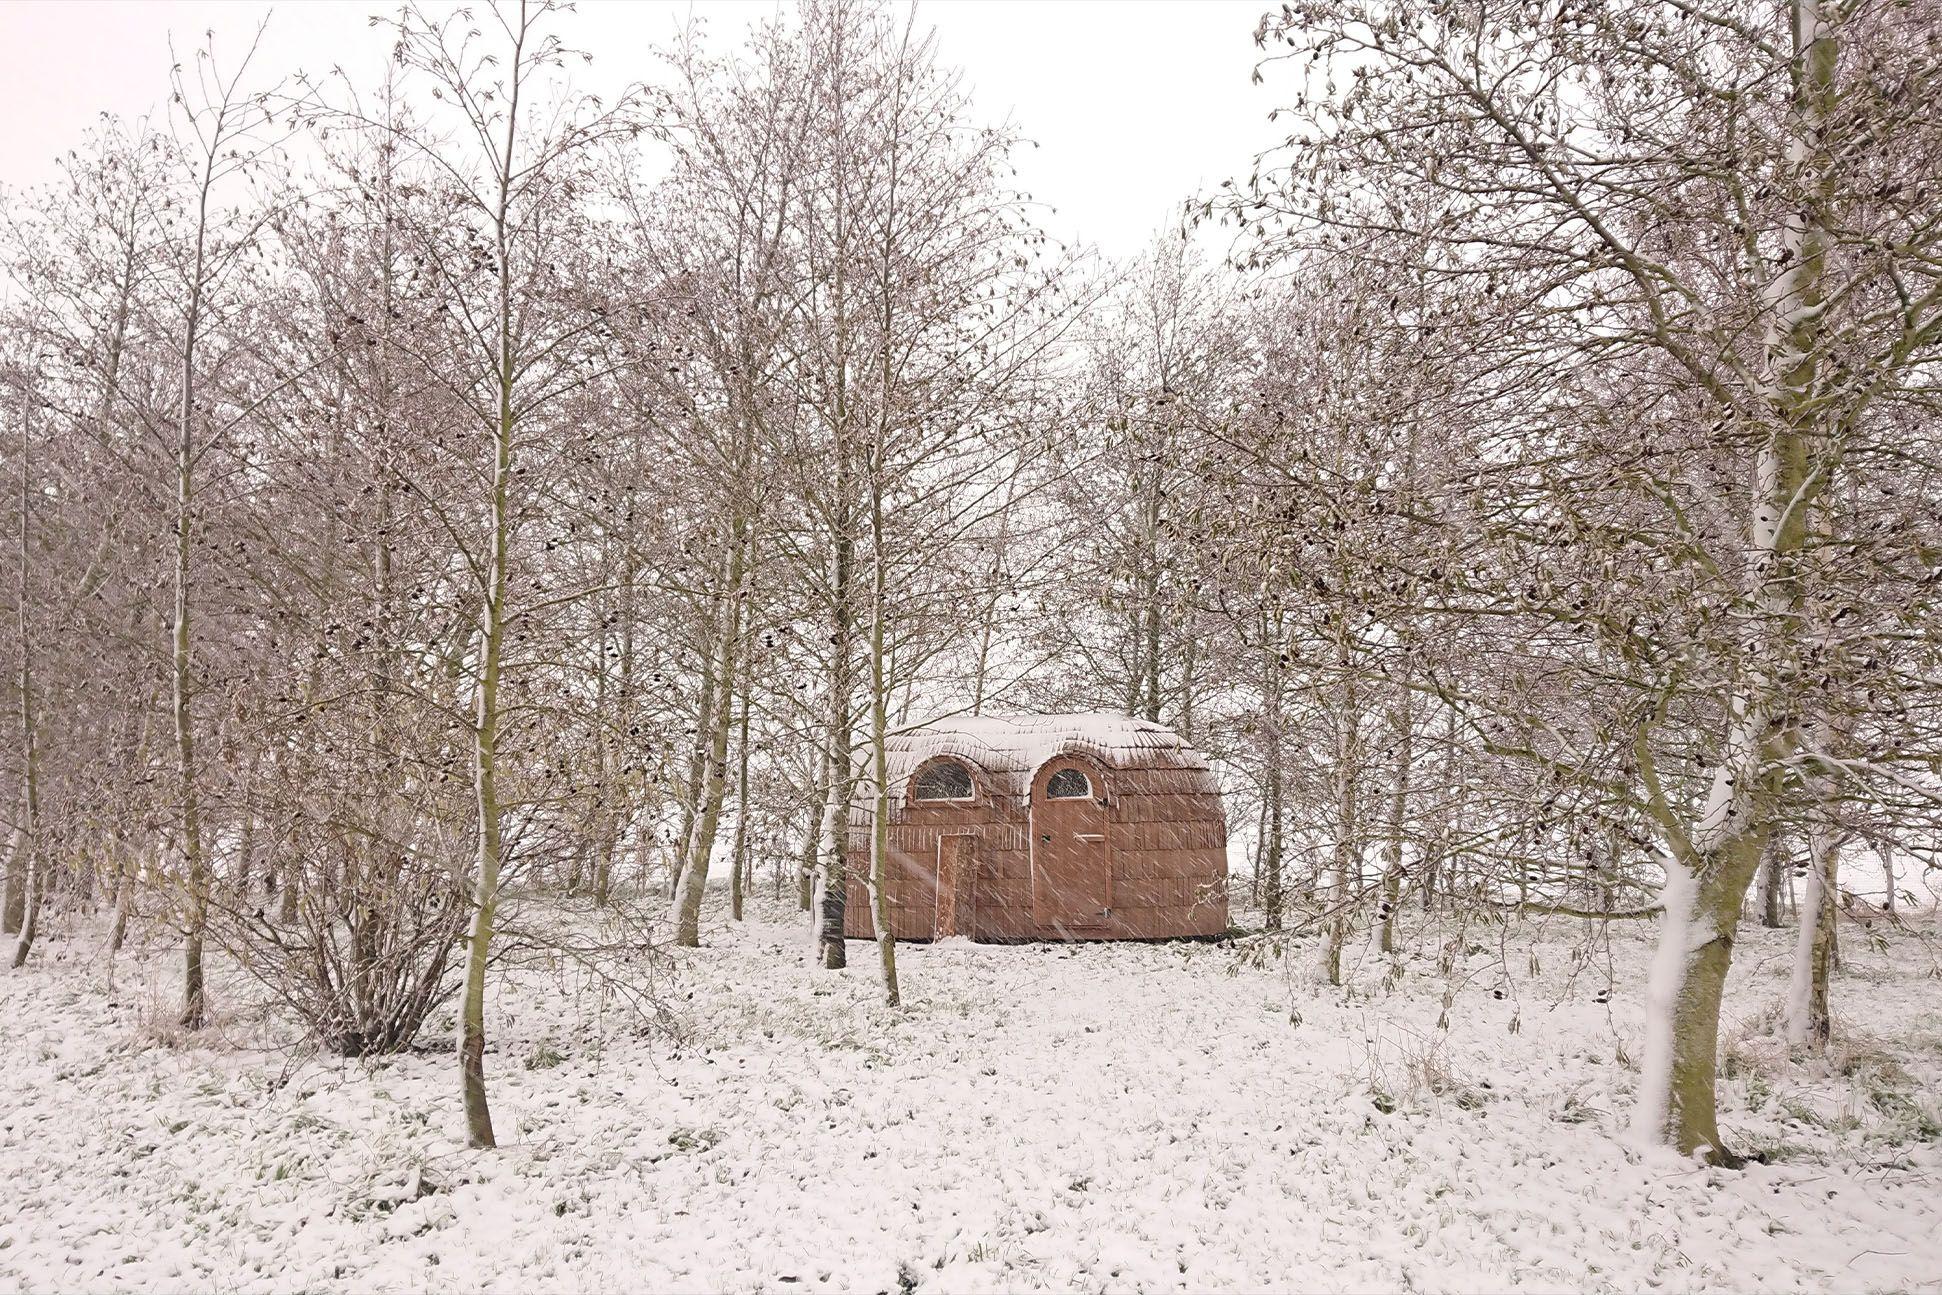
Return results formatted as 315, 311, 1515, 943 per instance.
909, 757, 978, 805
1031, 752, 1110, 806
1044, 767, 1093, 800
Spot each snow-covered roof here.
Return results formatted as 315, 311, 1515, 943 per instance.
864, 711, 1216, 804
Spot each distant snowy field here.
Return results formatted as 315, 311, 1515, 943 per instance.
3, 902, 1939, 1294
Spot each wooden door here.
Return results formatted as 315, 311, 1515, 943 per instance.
1030, 761, 1110, 934
934, 833, 976, 938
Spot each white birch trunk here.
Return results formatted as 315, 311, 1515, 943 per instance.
1633, 0, 1838, 1163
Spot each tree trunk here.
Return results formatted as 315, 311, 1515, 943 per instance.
968, 475, 1018, 716
592, 809, 617, 908
1319, 647, 1358, 986
174, 245, 210, 1033
1758, 835, 1786, 928
1137, 464, 1163, 723
595, 554, 635, 910
814, 725, 851, 969
813, 482, 855, 971
278, 853, 299, 923
1, 825, 19, 936
1247, 784, 1262, 909
1261, 615, 1284, 932
108, 849, 133, 955
1374, 691, 1412, 956
1635, 0, 1838, 1164
673, 522, 747, 947
1785, 820, 1837, 1051
1427, 709, 1460, 913
459, 409, 510, 1148
1637, 822, 1766, 1164
10, 394, 42, 970
8, 834, 37, 970
1878, 839, 1896, 916
458, 138, 524, 1144
730, 671, 751, 923
670, 632, 717, 901
798, 754, 826, 913
865, 487, 899, 1005
235, 759, 258, 902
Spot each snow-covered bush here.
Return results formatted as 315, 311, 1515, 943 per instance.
221, 841, 467, 1056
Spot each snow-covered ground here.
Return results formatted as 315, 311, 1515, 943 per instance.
3, 900, 1940, 1294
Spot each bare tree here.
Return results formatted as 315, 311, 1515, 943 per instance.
365, 0, 642, 1146
1237, 0, 1942, 1161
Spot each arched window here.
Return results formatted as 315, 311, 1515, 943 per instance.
1045, 767, 1092, 799
913, 760, 974, 802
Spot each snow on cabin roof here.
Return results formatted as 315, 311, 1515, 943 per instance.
862, 711, 1214, 803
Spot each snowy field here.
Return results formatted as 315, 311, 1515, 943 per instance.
3, 900, 1940, 1294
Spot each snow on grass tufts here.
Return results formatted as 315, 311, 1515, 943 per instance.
1, 900, 1938, 1293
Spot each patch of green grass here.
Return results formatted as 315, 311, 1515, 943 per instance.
524, 1041, 566, 1071
1866, 1090, 1942, 1145
666, 1125, 724, 1153
1553, 1091, 1598, 1124
1738, 1134, 1815, 1165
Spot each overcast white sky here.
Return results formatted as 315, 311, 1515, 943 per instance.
0, 0, 1281, 260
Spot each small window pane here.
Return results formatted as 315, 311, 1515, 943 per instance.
914, 761, 974, 801
1045, 768, 1091, 799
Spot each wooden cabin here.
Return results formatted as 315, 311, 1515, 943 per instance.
843, 713, 1229, 941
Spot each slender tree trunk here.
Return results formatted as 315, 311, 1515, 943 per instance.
1261, 617, 1284, 932
865, 482, 899, 1005
674, 522, 747, 947
581, 577, 611, 905
1374, 691, 1412, 956
598, 557, 637, 909
1248, 785, 1264, 911
457, 89, 529, 1144
1138, 465, 1163, 723
670, 636, 717, 900
0, 823, 19, 936
8, 837, 37, 971
592, 812, 617, 908
277, 840, 299, 923
459, 370, 512, 1146
1319, 642, 1357, 985
1785, 818, 1837, 1050
798, 752, 826, 913
1321, 772, 1353, 985
235, 754, 258, 901
1426, 709, 1460, 913
1758, 835, 1786, 928
1178, 624, 1197, 743
459, 370, 511, 1149
813, 487, 855, 970
84, 192, 142, 953
968, 475, 1018, 716
11, 390, 42, 970
1878, 839, 1896, 916
730, 670, 751, 922
108, 705, 153, 954
174, 194, 212, 1032
108, 850, 133, 955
